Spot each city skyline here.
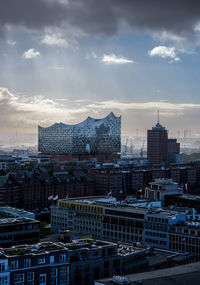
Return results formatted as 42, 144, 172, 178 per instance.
1, 3, 200, 284
0, 1, 200, 137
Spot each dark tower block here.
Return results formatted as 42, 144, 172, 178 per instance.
147, 112, 168, 164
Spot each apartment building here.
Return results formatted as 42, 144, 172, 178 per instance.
0, 239, 148, 285
144, 178, 182, 206
169, 221, 200, 259
144, 209, 186, 250
0, 218, 39, 247
51, 197, 147, 245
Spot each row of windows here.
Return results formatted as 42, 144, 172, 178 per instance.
146, 224, 168, 231
170, 242, 200, 254
76, 220, 101, 226
103, 224, 142, 234
10, 254, 68, 270
14, 273, 46, 285
145, 239, 167, 246
52, 222, 67, 227
52, 216, 68, 221
147, 217, 169, 223
170, 234, 200, 244
175, 228, 197, 235
75, 205, 103, 214
13, 268, 69, 285
51, 267, 69, 277
75, 226, 101, 233
145, 231, 167, 238
76, 213, 102, 220
103, 231, 142, 242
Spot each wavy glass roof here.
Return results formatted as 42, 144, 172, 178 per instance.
39, 112, 120, 129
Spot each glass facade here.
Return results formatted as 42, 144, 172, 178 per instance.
38, 112, 121, 155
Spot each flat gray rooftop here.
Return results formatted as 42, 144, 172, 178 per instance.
96, 262, 200, 285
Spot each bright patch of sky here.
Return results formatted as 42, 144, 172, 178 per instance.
0, 1, 200, 136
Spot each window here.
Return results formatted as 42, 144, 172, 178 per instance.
39, 274, 46, 285
11, 260, 18, 270
75, 264, 82, 274
59, 276, 68, 285
0, 263, 5, 272
27, 272, 34, 281
24, 259, 31, 268
59, 254, 66, 263
14, 273, 24, 283
38, 258, 45, 264
113, 259, 120, 267
50, 279, 57, 285
60, 266, 67, 276
50, 256, 54, 264
93, 251, 98, 257
84, 264, 89, 272
0, 276, 8, 285
51, 268, 57, 277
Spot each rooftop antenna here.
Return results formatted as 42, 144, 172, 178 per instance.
157, 109, 160, 124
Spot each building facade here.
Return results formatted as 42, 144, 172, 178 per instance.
168, 139, 180, 163
0, 218, 39, 247
51, 197, 200, 253
144, 179, 182, 206
147, 122, 168, 164
144, 210, 186, 250
0, 239, 148, 285
88, 168, 123, 196
0, 242, 70, 285
38, 112, 121, 155
51, 197, 146, 245
169, 221, 200, 259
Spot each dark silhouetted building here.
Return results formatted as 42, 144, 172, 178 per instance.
168, 138, 180, 162
147, 118, 168, 164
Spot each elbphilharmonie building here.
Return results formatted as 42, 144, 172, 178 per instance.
38, 112, 121, 155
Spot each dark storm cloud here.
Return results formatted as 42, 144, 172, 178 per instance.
0, 0, 200, 36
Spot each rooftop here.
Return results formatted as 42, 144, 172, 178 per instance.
150, 178, 177, 186
96, 262, 200, 285
0, 239, 129, 257
1, 241, 64, 257
147, 249, 193, 267
152, 122, 166, 131
39, 112, 120, 129
174, 221, 200, 228
146, 208, 185, 217
0, 217, 38, 226
0, 206, 34, 217
58, 196, 185, 216
117, 243, 145, 256
177, 194, 200, 201
64, 239, 116, 251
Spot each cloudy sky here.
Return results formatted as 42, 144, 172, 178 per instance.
1, 0, 200, 138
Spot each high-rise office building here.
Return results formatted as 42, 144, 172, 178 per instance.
38, 112, 121, 155
168, 138, 180, 162
147, 112, 168, 164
